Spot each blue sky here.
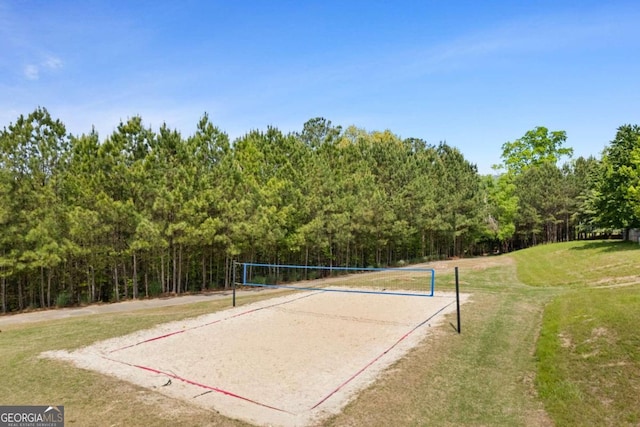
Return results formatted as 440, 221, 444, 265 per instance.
1, 0, 639, 174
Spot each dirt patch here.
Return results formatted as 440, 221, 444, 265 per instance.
559, 333, 573, 349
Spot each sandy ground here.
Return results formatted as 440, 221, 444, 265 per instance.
43, 288, 466, 427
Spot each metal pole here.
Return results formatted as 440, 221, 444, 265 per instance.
232, 260, 236, 307
455, 266, 461, 334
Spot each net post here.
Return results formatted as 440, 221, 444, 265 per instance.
430, 269, 435, 296
232, 260, 236, 307
455, 266, 461, 334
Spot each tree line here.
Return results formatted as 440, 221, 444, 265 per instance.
1, 108, 638, 312
488, 124, 640, 249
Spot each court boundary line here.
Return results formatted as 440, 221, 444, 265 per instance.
100, 355, 293, 414
97, 291, 457, 416
310, 299, 456, 410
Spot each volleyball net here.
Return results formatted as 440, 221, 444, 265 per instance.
232, 263, 435, 305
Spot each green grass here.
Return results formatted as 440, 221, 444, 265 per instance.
511, 240, 640, 287
514, 240, 640, 426
0, 240, 638, 426
536, 285, 640, 426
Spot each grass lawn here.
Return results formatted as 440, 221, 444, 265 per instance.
529, 241, 640, 427
537, 286, 640, 426
0, 240, 638, 426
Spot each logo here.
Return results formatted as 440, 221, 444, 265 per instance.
0, 405, 64, 427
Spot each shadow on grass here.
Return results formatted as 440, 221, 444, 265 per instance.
569, 240, 640, 252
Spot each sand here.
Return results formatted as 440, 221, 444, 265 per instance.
44, 288, 465, 426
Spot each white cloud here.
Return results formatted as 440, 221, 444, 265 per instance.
22, 55, 63, 81
44, 55, 63, 70
24, 64, 39, 80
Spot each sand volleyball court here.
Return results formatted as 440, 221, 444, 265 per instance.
45, 288, 464, 426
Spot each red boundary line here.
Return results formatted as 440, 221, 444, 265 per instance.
310, 300, 456, 410
101, 355, 292, 414
104, 292, 455, 415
